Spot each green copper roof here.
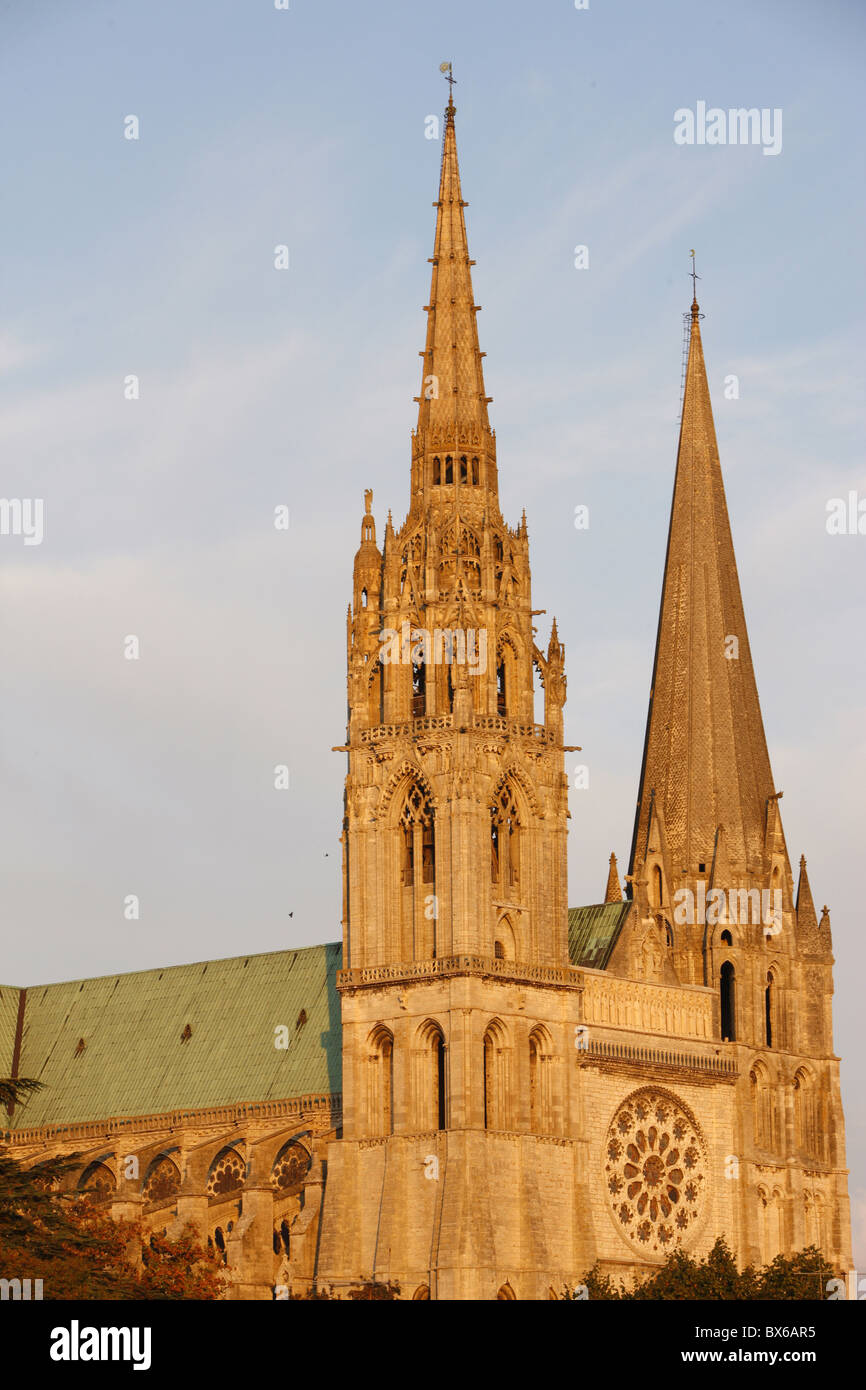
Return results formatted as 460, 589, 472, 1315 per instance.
568, 902, 632, 970
6, 943, 342, 1130
0, 986, 21, 1079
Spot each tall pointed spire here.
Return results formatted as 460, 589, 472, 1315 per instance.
411, 90, 497, 508
629, 290, 780, 886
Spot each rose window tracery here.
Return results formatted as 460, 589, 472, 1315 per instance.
79, 1161, 116, 1204
142, 1155, 181, 1208
603, 1089, 707, 1257
271, 1141, 311, 1193
207, 1148, 245, 1199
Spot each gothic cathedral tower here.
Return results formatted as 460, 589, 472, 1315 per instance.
317, 95, 577, 1299
627, 295, 850, 1266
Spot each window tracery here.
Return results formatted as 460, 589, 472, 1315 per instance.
604, 1089, 707, 1257
207, 1147, 245, 1199
142, 1155, 181, 1208
271, 1141, 312, 1193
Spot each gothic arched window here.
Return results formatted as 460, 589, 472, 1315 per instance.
528, 1027, 553, 1134
491, 783, 521, 890
207, 1147, 245, 1199
793, 1068, 820, 1160
400, 784, 434, 890
271, 1141, 311, 1194
751, 1062, 776, 1149
483, 1031, 494, 1130
142, 1154, 181, 1209
422, 821, 434, 884
459, 454, 468, 483
720, 961, 736, 1042
413, 1021, 445, 1131
432, 456, 441, 485
496, 660, 506, 715
369, 1026, 394, 1137
78, 1161, 116, 1204
496, 636, 519, 715
765, 970, 775, 1048
444, 455, 453, 484
482, 1020, 509, 1130
652, 864, 663, 908
368, 661, 384, 726
471, 456, 479, 485
411, 655, 426, 717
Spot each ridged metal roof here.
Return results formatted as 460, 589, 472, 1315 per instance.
4, 943, 342, 1129
0, 986, 20, 1078
568, 902, 632, 970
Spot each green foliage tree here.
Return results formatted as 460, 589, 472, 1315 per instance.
566, 1237, 837, 1301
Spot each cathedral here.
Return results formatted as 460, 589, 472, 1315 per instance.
1, 96, 851, 1299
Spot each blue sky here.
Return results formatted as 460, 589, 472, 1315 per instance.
2, 0, 864, 1263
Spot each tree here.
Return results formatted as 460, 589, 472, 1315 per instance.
0, 1077, 44, 1115
292, 1280, 401, 1300
0, 1147, 225, 1300
565, 1237, 838, 1301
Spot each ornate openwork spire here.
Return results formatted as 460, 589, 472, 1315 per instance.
412, 90, 496, 505
629, 291, 780, 884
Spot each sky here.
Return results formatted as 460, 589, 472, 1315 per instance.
1, 0, 864, 1264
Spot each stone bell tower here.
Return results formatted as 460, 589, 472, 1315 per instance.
316, 92, 578, 1299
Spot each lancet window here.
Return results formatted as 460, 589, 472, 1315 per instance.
491, 783, 521, 890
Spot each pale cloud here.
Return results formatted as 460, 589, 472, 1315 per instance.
0, 330, 44, 372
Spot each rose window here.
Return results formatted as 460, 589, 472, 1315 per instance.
271, 1141, 311, 1193
79, 1161, 116, 1204
603, 1089, 707, 1257
207, 1148, 245, 1199
142, 1155, 181, 1208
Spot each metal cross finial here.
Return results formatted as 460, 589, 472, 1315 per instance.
689, 248, 701, 304
439, 61, 456, 104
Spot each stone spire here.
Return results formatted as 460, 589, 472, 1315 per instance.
629, 296, 780, 886
795, 854, 829, 954
411, 94, 497, 507
796, 854, 818, 933
604, 852, 622, 903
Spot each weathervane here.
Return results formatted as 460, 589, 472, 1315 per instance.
439, 61, 456, 103
689, 248, 701, 304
